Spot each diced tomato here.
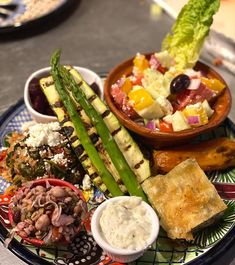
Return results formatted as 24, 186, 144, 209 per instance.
157, 64, 168, 74
149, 54, 168, 74
111, 84, 138, 118
130, 71, 144, 86
192, 83, 216, 103
172, 89, 191, 111
173, 83, 216, 111
159, 121, 173, 132
111, 84, 126, 105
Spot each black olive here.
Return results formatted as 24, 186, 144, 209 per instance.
170, 74, 190, 94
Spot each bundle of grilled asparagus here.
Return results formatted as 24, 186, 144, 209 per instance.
40, 50, 150, 201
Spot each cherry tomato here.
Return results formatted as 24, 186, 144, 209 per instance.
157, 64, 168, 74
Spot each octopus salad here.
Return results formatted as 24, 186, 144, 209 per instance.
9, 181, 87, 245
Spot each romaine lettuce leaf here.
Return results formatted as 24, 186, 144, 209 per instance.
162, 0, 220, 69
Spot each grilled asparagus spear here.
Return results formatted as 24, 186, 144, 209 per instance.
68, 67, 150, 184
58, 64, 147, 200
40, 76, 109, 195
49, 50, 123, 197
40, 76, 127, 193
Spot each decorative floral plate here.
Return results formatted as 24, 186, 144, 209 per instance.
0, 99, 235, 265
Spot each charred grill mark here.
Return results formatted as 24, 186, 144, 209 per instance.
111, 127, 121, 136
95, 142, 103, 151
116, 179, 124, 185
86, 165, 91, 170
45, 80, 54, 86
70, 136, 78, 143
88, 95, 97, 103
84, 122, 93, 130
53, 101, 63, 108
90, 133, 99, 144
74, 144, 84, 156
60, 116, 70, 126
134, 160, 144, 169
90, 172, 99, 180
124, 144, 131, 151
63, 126, 74, 137
101, 110, 110, 118
76, 105, 83, 113
77, 81, 83, 87
80, 153, 89, 162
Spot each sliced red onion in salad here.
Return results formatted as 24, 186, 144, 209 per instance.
146, 120, 156, 130
187, 115, 200, 125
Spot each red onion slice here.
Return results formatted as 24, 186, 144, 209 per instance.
146, 120, 156, 130
187, 115, 200, 125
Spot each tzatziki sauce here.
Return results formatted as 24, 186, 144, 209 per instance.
99, 196, 152, 250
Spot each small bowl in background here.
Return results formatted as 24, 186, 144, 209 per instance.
8, 178, 87, 246
24, 66, 103, 123
104, 54, 232, 148
91, 196, 159, 263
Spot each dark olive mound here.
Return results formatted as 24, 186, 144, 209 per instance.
29, 78, 101, 116
28, 77, 56, 116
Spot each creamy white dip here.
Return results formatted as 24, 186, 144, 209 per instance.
99, 196, 152, 250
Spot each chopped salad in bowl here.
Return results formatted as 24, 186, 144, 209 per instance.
111, 51, 226, 132
106, 0, 231, 135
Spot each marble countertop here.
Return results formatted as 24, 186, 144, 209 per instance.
0, 0, 234, 264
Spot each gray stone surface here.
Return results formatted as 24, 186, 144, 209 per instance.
0, 0, 234, 264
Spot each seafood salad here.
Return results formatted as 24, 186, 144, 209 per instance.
9, 180, 87, 244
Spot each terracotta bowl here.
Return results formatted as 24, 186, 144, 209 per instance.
104, 54, 232, 148
8, 178, 87, 246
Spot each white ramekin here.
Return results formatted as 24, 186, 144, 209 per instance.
91, 196, 159, 263
24, 66, 103, 123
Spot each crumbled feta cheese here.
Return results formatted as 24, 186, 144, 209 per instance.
25, 122, 63, 147
21, 121, 37, 131
157, 96, 173, 115
82, 174, 91, 191
51, 153, 68, 166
